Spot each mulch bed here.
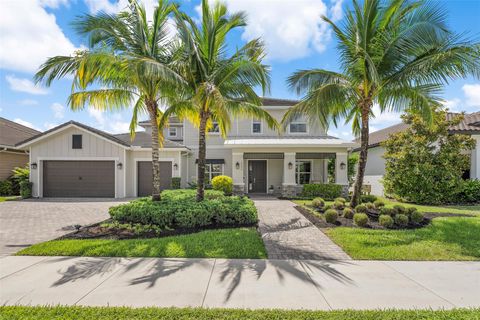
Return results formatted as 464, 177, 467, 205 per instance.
294, 205, 476, 231
57, 220, 258, 240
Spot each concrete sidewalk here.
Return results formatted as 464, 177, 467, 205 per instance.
1, 256, 479, 310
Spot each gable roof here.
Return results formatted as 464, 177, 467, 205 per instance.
0, 117, 40, 148
114, 131, 186, 148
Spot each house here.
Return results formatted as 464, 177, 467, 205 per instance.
355, 112, 480, 196
15, 98, 357, 198
0, 117, 40, 180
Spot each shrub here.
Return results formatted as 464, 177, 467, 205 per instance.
361, 194, 377, 203
393, 205, 406, 215
405, 207, 418, 216
211, 175, 233, 195
324, 209, 338, 223
457, 180, 480, 203
410, 211, 424, 224
311, 197, 325, 209
335, 197, 346, 204
379, 214, 394, 228
380, 207, 396, 216
301, 183, 342, 200
0, 180, 13, 196
355, 204, 367, 213
365, 202, 375, 210
353, 213, 369, 227
395, 214, 409, 227
343, 207, 354, 219
333, 200, 345, 210
323, 204, 333, 211
19, 181, 32, 199
374, 200, 385, 208
171, 177, 181, 189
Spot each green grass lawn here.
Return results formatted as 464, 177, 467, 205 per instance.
325, 216, 480, 260
0, 196, 20, 202
17, 228, 267, 259
1, 306, 478, 320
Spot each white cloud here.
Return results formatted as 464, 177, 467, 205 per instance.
370, 104, 402, 125
0, 0, 79, 73
109, 121, 130, 133
51, 102, 65, 119
88, 108, 106, 126
87, 108, 130, 133
442, 98, 461, 112
462, 84, 480, 108
203, 0, 342, 61
6, 75, 48, 95
14, 118, 40, 131
44, 122, 60, 130
19, 99, 39, 106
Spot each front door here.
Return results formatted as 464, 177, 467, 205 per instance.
248, 160, 267, 193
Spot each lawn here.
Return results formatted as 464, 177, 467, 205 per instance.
17, 228, 267, 259
0, 196, 20, 202
325, 216, 480, 260
1, 306, 478, 320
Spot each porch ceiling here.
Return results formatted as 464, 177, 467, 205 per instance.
224, 137, 358, 148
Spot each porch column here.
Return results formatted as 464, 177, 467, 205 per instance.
282, 152, 297, 197
335, 152, 348, 185
472, 135, 480, 179
232, 152, 245, 195
323, 159, 329, 183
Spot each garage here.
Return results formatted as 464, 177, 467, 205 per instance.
43, 160, 115, 198
137, 161, 172, 196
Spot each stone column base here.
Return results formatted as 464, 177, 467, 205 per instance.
340, 184, 349, 198
233, 184, 245, 196
281, 184, 303, 198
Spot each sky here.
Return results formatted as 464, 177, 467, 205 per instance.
0, 0, 479, 140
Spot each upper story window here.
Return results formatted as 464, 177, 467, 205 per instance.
252, 119, 262, 134
72, 134, 82, 149
289, 117, 308, 134
208, 121, 220, 134
168, 127, 177, 137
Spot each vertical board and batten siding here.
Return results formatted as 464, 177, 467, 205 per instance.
0, 152, 29, 180
29, 127, 126, 198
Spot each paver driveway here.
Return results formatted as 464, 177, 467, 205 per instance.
0, 199, 127, 256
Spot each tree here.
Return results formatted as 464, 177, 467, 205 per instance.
383, 110, 475, 204
283, 0, 480, 207
34, 0, 184, 201
328, 154, 358, 184
162, 0, 278, 201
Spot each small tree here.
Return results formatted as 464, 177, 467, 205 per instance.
383, 110, 475, 204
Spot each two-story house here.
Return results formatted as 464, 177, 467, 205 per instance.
15, 98, 357, 198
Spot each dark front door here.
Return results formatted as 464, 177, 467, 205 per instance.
137, 161, 172, 197
248, 160, 267, 193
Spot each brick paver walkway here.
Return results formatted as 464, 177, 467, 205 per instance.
254, 199, 351, 260
0, 199, 127, 256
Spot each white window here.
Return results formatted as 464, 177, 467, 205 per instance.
252, 119, 262, 134
205, 163, 224, 182
208, 121, 220, 134
296, 161, 311, 184
289, 117, 308, 133
168, 127, 177, 137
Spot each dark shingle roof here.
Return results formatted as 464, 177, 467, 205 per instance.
113, 131, 186, 148
0, 117, 40, 147
260, 97, 299, 106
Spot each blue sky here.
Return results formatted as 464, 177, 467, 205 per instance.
0, 0, 479, 139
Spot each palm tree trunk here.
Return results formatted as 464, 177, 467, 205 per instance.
147, 100, 162, 201
196, 110, 208, 202
351, 102, 371, 207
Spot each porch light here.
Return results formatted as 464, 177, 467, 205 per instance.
235, 162, 240, 169
30, 162, 37, 170
288, 162, 293, 169
340, 162, 346, 170
173, 163, 178, 170
117, 162, 123, 170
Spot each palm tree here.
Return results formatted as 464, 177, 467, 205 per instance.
284, 0, 480, 207
34, 0, 184, 201
161, 0, 279, 201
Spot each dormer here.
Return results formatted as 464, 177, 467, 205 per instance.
139, 116, 184, 141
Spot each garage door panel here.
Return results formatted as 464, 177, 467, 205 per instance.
137, 161, 172, 197
43, 161, 115, 198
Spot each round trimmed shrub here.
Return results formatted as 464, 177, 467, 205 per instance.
343, 207, 354, 219
374, 199, 385, 208
312, 197, 325, 209
410, 211, 424, 224
405, 207, 418, 216
323, 204, 333, 211
211, 175, 233, 195
353, 213, 369, 227
324, 209, 338, 223
355, 204, 367, 213
365, 202, 375, 210
334, 197, 346, 204
380, 207, 395, 216
361, 194, 377, 203
379, 214, 394, 228
393, 205, 406, 215
333, 200, 345, 210
395, 214, 409, 227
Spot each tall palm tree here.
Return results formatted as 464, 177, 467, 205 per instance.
161, 0, 279, 201
34, 0, 184, 201
283, 0, 479, 206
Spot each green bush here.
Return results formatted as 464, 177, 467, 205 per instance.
361, 194, 377, 203
333, 200, 345, 210
171, 177, 181, 189
211, 175, 233, 195
457, 180, 480, 203
323, 204, 333, 211
109, 190, 257, 229
324, 209, 338, 223
311, 197, 325, 209
355, 204, 367, 213
374, 199, 385, 208
343, 207, 354, 219
380, 207, 396, 216
301, 183, 342, 200
393, 205, 406, 215
410, 211, 424, 224
0, 180, 13, 196
395, 214, 409, 227
353, 213, 369, 227
405, 207, 418, 216
334, 197, 346, 204
365, 202, 375, 210
19, 181, 32, 199
379, 214, 394, 228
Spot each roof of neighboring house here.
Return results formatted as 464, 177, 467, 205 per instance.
0, 117, 40, 149
354, 111, 480, 151
113, 131, 186, 148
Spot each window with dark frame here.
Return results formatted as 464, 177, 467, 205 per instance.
252, 119, 262, 134
72, 134, 82, 149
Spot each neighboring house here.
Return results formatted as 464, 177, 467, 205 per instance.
355, 112, 480, 196
0, 117, 40, 180
15, 98, 357, 198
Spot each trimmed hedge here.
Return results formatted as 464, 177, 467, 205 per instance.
301, 183, 343, 200
109, 190, 257, 229
211, 175, 233, 195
